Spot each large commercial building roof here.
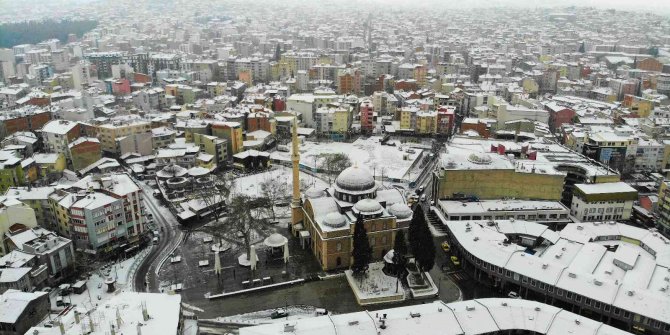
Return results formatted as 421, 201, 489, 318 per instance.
440, 137, 618, 179
240, 298, 631, 335
435, 210, 670, 325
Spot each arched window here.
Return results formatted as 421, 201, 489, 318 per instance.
336, 257, 342, 266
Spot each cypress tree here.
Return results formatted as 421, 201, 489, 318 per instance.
351, 214, 372, 275
408, 206, 436, 272
274, 44, 282, 61
392, 230, 408, 268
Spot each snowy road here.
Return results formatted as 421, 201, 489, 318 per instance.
132, 179, 183, 292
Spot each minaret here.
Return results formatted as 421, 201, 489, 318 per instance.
290, 116, 303, 230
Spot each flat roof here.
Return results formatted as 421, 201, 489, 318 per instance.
439, 200, 568, 216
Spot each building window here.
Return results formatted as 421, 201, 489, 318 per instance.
575, 295, 582, 303
623, 311, 630, 319
566, 292, 573, 299
336, 242, 342, 252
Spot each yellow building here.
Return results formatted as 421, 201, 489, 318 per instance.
211, 121, 244, 157
33, 153, 66, 179
521, 77, 539, 96
49, 190, 73, 236
0, 153, 33, 193
399, 107, 415, 130
95, 120, 152, 154
193, 133, 228, 168
431, 144, 620, 204
413, 65, 427, 87
416, 111, 437, 134
331, 108, 350, 133
657, 181, 670, 236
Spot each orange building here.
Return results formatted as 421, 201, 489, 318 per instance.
637, 58, 663, 72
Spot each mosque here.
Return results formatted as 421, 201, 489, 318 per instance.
289, 119, 413, 270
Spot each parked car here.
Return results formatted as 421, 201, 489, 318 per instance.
271, 308, 289, 319
508, 291, 520, 299
450, 256, 460, 266
441, 241, 450, 252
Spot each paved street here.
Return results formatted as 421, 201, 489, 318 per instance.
132, 179, 183, 292
195, 273, 461, 319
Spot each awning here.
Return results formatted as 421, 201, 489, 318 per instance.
299, 230, 311, 238
293, 223, 304, 230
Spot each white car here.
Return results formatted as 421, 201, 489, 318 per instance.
507, 291, 520, 299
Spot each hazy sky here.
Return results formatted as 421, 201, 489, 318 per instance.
363, 0, 670, 14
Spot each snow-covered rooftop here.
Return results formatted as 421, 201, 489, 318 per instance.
435, 211, 670, 325
239, 298, 631, 335
28, 292, 182, 335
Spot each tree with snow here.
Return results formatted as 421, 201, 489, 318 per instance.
408, 205, 435, 272
351, 214, 372, 275
318, 153, 351, 185
259, 174, 289, 220
200, 194, 273, 263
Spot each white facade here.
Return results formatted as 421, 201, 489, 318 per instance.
571, 182, 637, 222
571, 195, 634, 222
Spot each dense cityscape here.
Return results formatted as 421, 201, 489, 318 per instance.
1, 0, 670, 334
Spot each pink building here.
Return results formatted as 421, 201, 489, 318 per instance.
112, 78, 131, 95
360, 100, 374, 133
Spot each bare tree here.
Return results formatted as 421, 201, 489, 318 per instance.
259, 174, 289, 221
318, 153, 352, 184
199, 194, 274, 261
195, 173, 235, 226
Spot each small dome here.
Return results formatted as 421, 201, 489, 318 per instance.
188, 166, 210, 177
323, 212, 347, 228
264, 233, 288, 247
467, 152, 492, 165
353, 198, 383, 216
304, 187, 326, 199
157, 164, 188, 179
389, 203, 413, 219
335, 165, 376, 192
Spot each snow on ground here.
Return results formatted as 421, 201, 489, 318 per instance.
231, 165, 328, 200
205, 305, 326, 326
47, 248, 149, 314
345, 262, 404, 303
271, 137, 423, 181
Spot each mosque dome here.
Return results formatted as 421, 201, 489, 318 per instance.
323, 212, 347, 228
388, 203, 413, 219
304, 186, 326, 199
353, 198, 383, 216
467, 152, 493, 165
335, 165, 376, 192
